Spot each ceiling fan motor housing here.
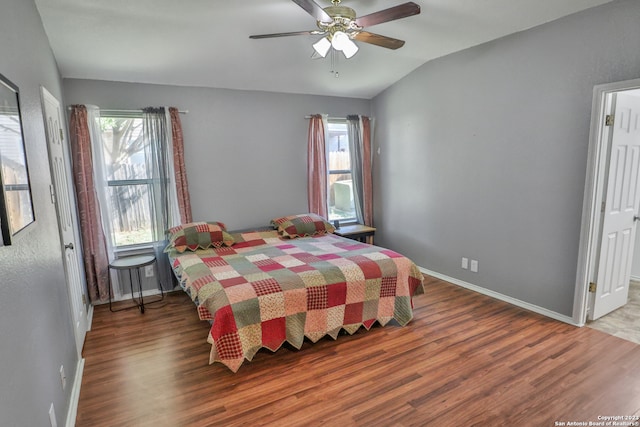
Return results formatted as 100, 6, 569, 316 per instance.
319, 5, 361, 40
323, 5, 356, 20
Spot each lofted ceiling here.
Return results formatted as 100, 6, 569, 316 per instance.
34, 0, 614, 99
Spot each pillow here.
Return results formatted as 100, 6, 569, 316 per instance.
165, 221, 234, 252
167, 220, 228, 234
270, 213, 335, 238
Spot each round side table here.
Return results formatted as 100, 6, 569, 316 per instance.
108, 254, 164, 313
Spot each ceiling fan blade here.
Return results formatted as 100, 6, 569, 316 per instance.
292, 0, 332, 23
353, 31, 405, 50
355, 2, 420, 28
250, 30, 321, 39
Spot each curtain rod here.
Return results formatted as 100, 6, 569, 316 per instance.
304, 115, 345, 119
67, 107, 188, 114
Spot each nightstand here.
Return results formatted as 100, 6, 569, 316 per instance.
108, 254, 164, 313
334, 224, 376, 244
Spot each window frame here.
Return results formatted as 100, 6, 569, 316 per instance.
99, 114, 156, 250
326, 119, 357, 224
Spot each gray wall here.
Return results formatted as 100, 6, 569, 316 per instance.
63, 80, 371, 230
0, 1, 78, 426
372, 0, 640, 316
632, 229, 640, 279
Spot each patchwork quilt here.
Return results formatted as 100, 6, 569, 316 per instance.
168, 230, 424, 372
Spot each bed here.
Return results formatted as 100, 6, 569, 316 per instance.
166, 215, 424, 372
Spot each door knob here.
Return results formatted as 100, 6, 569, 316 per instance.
64, 242, 74, 250
635, 216, 640, 222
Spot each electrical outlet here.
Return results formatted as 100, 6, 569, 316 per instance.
470, 259, 479, 273
461, 257, 469, 269
59, 365, 66, 390
145, 265, 154, 278
49, 403, 57, 427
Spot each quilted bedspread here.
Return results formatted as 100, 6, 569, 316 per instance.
168, 230, 424, 372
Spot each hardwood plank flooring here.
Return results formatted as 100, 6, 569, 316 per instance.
76, 276, 640, 426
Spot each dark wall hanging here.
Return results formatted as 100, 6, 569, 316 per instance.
0, 73, 35, 246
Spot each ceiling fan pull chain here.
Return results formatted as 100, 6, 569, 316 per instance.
334, 49, 337, 76
330, 48, 339, 78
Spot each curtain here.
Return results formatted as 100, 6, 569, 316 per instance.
347, 115, 374, 226
361, 116, 373, 226
307, 114, 328, 218
143, 107, 179, 291
169, 107, 192, 223
69, 105, 111, 302
85, 105, 115, 265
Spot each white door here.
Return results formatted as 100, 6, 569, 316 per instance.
41, 87, 88, 356
590, 92, 640, 320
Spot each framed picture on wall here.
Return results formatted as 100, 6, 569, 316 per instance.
0, 72, 35, 246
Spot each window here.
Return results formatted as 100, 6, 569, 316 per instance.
327, 120, 356, 222
99, 115, 154, 247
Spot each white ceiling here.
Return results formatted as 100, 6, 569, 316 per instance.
34, 0, 614, 99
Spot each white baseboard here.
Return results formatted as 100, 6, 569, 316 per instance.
419, 267, 579, 326
65, 358, 84, 427
631, 275, 640, 282
86, 304, 93, 332
96, 288, 163, 305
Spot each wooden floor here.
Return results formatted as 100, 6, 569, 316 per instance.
76, 276, 640, 426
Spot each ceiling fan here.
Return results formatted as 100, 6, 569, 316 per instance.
249, 0, 421, 59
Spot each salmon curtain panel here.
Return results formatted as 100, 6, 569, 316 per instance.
347, 115, 374, 226
307, 114, 328, 218
69, 105, 111, 302
169, 107, 192, 224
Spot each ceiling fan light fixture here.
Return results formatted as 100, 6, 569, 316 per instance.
331, 30, 349, 51
312, 37, 331, 57
341, 38, 358, 58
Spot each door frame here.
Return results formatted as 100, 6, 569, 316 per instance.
574, 78, 640, 325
